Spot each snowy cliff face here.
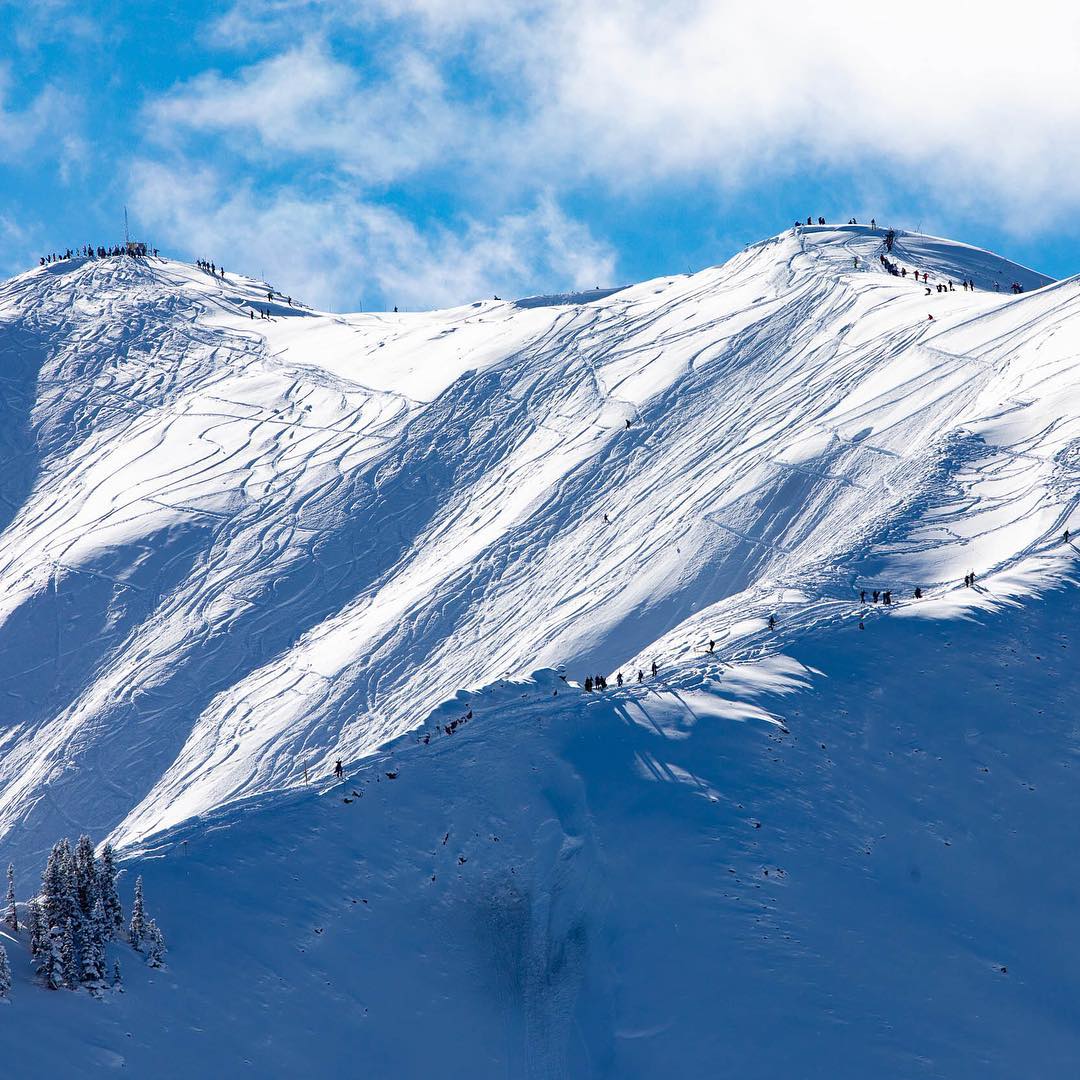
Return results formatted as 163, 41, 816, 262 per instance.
0, 225, 1074, 868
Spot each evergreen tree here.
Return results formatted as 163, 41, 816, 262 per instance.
26, 899, 44, 961
41, 838, 76, 933
39, 925, 64, 990
3, 863, 16, 932
0, 943, 11, 999
144, 919, 167, 968
97, 843, 124, 938
81, 900, 107, 988
73, 835, 98, 919
112, 958, 123, 992
60, 917, 78, 989
128, 875, 146, 950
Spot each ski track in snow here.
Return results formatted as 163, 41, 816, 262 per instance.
0, 225, 1075, 864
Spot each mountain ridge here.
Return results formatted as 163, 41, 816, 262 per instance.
0, 224, 1075, 867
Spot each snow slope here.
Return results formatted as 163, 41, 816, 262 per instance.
2, 569, 1079, 1078
0, 223, 1074, 875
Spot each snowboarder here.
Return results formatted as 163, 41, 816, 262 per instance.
334, 760, 344, 780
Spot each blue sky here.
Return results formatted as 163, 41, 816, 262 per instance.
2, 0, 1080, 311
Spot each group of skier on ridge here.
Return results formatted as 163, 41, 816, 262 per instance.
794, 216, 1039, 303
39, 242, 154, 266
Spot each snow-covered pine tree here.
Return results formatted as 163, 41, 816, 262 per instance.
144, 918, 167, 968
128, 875, 146, 950
81, 899, 108, 989
74, 834, 98, 919
60, 917, 79, 989
3, 863, 16, 932
97, 842, 124, 939
112, 958, 123, 992
0, 943, 11, 1000
41, 838, 77, 933
39, 925, 64, 990
26, 899, 44, 961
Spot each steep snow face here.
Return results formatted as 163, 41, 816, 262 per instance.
0, 226, 1074, 860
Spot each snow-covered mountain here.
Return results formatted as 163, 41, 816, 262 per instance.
1, 224, 1078, 1076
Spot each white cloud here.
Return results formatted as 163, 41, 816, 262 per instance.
0, 63, 74, 157
146, 37, 489, 185
129, 161, 615, 310
184, 0, 1080, 224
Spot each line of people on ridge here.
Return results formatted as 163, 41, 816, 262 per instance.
583, 659, 660, 692
328, 533, 1079, 778
196, 259, 226, 277
39, 242, 154, 266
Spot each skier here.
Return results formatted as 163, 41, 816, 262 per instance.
637, 670, 644, 683
708, 639, 715, 653
870, 218, 876, 230
625, 419, 631, 429
872, 590, 880, 603
651, 660, 658, 676
616, 672, 623, 687
334, 760, 344, 780
768, 615, 776, 630
584, 676, 593, 692
860, 590, 866, 603
1065, 529, 1070, 544
914, 587, 923, 599
883, 590, 891, 605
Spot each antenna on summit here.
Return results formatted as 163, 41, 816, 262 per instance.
124, 206, 130, 248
